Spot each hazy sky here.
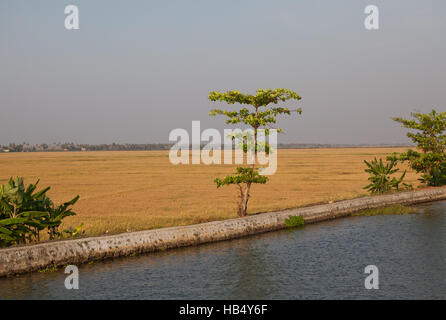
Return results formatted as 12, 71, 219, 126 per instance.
1, 0, 445, 145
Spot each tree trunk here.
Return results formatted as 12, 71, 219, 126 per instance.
238, 183, 251, 217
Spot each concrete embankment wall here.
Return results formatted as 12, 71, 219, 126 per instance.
1, 187, 446, 277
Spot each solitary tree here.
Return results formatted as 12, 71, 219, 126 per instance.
392, 109, 446, 186
209, 88, 302, 216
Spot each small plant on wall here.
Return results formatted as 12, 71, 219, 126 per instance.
284, 215, 305, 228
209, 88, 302, 216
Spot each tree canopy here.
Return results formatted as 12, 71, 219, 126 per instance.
392, 109, 446, 186
393, 109, 446, 154
209, 88, 302, 133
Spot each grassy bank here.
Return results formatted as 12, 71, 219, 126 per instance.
352, 204, 415, 216
0, 147, 420, 238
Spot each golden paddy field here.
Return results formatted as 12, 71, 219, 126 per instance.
0, 148, 420, 237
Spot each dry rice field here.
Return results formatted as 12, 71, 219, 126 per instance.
0, 148, 420, 237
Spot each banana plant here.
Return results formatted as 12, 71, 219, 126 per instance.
0, 177, 79, 247
44, 195, 79, 240
364, 158, 411, 194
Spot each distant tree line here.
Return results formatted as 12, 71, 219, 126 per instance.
0, 143, 172, 152
0, 142, 412, 153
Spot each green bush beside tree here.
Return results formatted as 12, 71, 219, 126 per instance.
392, 109, 446, 186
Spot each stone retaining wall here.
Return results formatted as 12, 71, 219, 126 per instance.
1, 187, 446, 277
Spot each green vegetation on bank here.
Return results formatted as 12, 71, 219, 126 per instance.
0, 177, 81, 247
363, 157, 412, 194
38, 266, 59, 273
364, 109, 446, 194
352, 204, 415, 216
392, 110, 446, 186
284, 215, 305, 228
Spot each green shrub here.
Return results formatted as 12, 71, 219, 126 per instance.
392, 109, 446, 186
284, 215, 305, 228
0, 177, 79, 247
417, 159, 446, 186
364, 157, 411, 194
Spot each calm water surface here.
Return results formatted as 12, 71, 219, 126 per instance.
1, 201, 446, 299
